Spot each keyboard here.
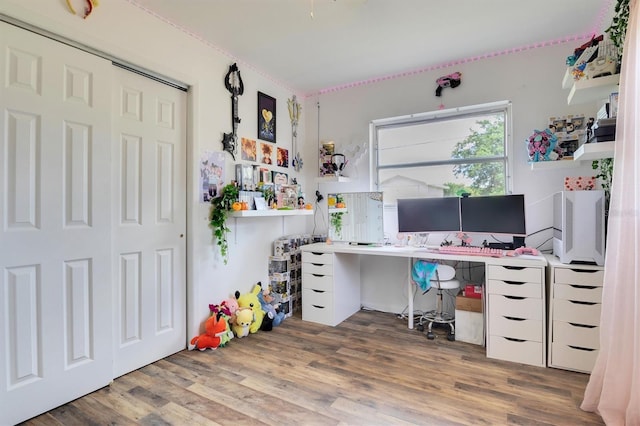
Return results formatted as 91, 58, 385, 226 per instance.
434, 245, 507, 258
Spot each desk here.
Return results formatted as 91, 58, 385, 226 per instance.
300, 242, 548, 367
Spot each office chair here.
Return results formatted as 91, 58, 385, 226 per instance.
412, 261, 460, 341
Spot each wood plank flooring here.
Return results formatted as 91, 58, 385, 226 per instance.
22, 310, 604, 425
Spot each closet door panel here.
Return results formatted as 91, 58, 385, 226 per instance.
0, 22, 113, 426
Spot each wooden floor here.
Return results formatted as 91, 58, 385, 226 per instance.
22, 310, 604, 426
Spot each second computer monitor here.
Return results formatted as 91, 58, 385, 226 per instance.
460, 194, 526, 236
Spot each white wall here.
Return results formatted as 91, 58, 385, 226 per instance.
302, 44, 605, 313
1, 0, 309, 339
2, 0, 607, 326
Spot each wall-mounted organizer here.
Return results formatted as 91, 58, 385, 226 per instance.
270, 234, 312, 316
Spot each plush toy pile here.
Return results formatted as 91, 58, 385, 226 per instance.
189, 281, 287, 351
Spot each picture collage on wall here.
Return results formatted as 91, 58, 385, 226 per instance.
235, 90, 291, 190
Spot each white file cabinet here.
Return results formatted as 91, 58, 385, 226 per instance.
546, 255, 604, 373
486, 263, 546, 367
301, 250, 361, 326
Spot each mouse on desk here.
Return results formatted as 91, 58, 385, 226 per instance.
514, 246, 539, 256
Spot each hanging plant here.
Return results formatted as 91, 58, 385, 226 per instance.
592, 158, 614, 209
209, 183, 239, 264
330, 212, 344, 238
606, 0, 630, 59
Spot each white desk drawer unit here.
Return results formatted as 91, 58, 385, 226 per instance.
301, 250, 361, 326
486, 264, 546, 367
546, 255, 604, 373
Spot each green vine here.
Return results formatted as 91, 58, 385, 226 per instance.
209, 183, 239, 264
606, 0, 630, 59
330, 212, 343, 237
592, 157, 613, 208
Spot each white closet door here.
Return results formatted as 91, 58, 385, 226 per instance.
0, 22, 113, 425
112, 66, 187, 378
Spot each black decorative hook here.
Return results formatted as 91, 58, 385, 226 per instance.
221, 63, 244, 160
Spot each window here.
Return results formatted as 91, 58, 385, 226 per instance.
371, 101, 512, 205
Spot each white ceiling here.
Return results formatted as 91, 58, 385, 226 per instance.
131, 0, 614, 95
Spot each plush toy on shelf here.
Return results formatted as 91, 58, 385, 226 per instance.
258, 285, 286, 331
189, 312, 231, 350
235, 282, 266, 333
231, 307, 254, 338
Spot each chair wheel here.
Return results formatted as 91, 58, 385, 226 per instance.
417, 324, 424, 332
447, 333, 455, 341
426, 332, 435, 340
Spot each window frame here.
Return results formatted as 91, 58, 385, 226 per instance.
369, 101, 514, 197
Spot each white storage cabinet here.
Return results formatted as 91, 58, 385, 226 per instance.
486, 263, 546, 367
546, 255, 604, 373
301, 251, 361, 326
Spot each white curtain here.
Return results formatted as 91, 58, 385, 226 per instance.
581, 0, 640, 424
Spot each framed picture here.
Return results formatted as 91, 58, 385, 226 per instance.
254, 196, 268, 210
277, 147, 289, 168
258, 91, 276, 143
272, 171, 288, 185
260, 142, 273, 165
241, 137, 256, 161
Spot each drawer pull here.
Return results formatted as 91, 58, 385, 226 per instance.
569, 300, 597, 306
503, 316, 525, 321
312, 289, 326, 294
311, 263, 323, 266
311, 252, 324, 255
568, 323, 597, 329
568, 345, 596, 352
569, 269, 599, 274
504, 337, 526, 343
311, 273, 325, 277
503, 266, 525, 271
569, 285, 598, 290
503, 280, 525, 285
504, 295, 525, 300
311, 304, 326, 309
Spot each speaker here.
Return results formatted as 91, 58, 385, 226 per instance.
512, 236, 526, 249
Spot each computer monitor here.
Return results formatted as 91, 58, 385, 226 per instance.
460, 194, 526, 236
397, 197, 461, 234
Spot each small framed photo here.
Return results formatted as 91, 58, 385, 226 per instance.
260, 142, 273, 165
254, 196, 268, 210
241, 137, 256, 161
258, 91, 276, 143
277, 147, 289, 168
272, 171, 288, 185
260, 167, 272, 183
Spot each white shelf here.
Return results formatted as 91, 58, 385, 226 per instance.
561, 68, 574, 89
229, 209, 313, 218
317, 175, 351, 183
573, 141, 615, 161
529, 160, 582, 171
567, 74, 620, 105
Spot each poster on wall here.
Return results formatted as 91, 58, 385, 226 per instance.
277, 147, 289, 168
200, 151, 225, 203
241, 137, 256, 161
260, 142, 273, 165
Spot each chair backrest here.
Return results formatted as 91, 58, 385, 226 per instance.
433, 264, 456, 282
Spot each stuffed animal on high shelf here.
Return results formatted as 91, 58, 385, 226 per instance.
189, 312, 230, 350
235, 282, 266, 333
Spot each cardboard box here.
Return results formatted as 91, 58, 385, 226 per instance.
455, 310, 484, 345
456, 294, 483, 313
